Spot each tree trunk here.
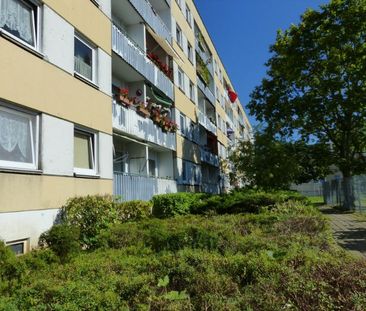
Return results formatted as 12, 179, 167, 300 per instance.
342, 174, 355, 211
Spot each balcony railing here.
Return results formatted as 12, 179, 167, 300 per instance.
113, 101, 176, 150
195, 38, 214, 75
114, 172, 177, 201
198, 110, 217, 135
129, 0, 172, 44
202, 182, 220, 194
200, 147, 219, 167
112, 24, 174, 99
197, 77, 215, 104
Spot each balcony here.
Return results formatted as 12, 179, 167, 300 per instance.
200, 147, 219, 167
112, 24, 174, 99
128, 0, 172, 44
198, 110, 217, 135
114, 172, 177, 201
202, 182, 220, 194
197, 77, 215, 104
113, 101, 176, 150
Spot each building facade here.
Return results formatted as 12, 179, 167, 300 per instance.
0, 0, 252, 253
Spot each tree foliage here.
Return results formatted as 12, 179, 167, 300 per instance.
230, 131, 331, 190
248, 0, 366, 208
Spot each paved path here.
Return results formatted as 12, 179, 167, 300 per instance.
322, 208, 366, 258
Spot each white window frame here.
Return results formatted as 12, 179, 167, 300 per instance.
0, 105, 39, 171
187, 42, 193, 63
176, 24, 182, 48
74, 34, 97, 84
177, 67, 185, 91
185, 6, 192, 27
180, 113, 186, 136
6, 238, 29, 256
73, 128, 98, 176
189, 81, 195, 102
0, 0, 41, 51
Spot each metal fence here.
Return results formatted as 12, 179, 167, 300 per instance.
322, 175, 366, 213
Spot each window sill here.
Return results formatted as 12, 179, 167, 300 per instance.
0, 29, 44, 59
0, 167, 42, 175
74, 173, 100, 179
74, 72, 99, 90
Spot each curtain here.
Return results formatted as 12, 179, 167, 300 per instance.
74, 56, 92, 81
0, 0, 35, 46
0, 109, 31, 162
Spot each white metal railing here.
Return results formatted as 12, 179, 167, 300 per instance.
112, 101, 176, 150
200, 147, 219, 167
195, 38, 214, 75
202, 182, 220, 194
114, 172, 177, 201
198, 110, 217, 135
129, 0, 172, 44
197, 77, 215, 104
112, 24, 174, 99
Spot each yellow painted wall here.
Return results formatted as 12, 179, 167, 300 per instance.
176, 135, 201, 164
0, 173, 112, 213
43, 0, 111, 54
0, 38, 112, 134
174, 87, 197, 122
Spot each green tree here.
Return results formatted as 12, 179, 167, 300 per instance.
248, 0, 366, 209
230, 131, 330, 190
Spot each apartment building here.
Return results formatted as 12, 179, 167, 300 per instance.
0, 0, 252, 253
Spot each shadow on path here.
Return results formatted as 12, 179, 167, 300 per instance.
321, 207, 366, 258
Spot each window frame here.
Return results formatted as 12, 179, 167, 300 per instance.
185, 5, 192, 27
74, 34, 97, 84
189, 80, 195, 102
0, 104, 39, 171
0, 0, 40, 51
73, 128, 98, 176
187, 42, 193, 63
175, 24, 182, 48
6, 238, 29, 256
177, 67, 185, 91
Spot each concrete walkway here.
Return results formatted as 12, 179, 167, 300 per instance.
322, 208, 366, 258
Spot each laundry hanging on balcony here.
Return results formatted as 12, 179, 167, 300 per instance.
150, 86, 173, 108
227, 89, 238, 103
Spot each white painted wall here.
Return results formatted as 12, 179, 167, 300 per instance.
43, 6, 74, 74
41, 114, 74, 176
98, 132, 113, 179
0, 209, 60, 248
97, 48, 112, 96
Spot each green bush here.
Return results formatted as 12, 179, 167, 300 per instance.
152, 192, 208, 218
39, 224, 80, 263
116, 200, 152, 222
61, 195, 119, 249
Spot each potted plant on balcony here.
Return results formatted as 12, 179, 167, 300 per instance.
197, 56, 210, 86
118, 88, 134, 107
135, 101, 151, 118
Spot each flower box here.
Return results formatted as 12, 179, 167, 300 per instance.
119, 95, 134, 107
137, 105, 151, 118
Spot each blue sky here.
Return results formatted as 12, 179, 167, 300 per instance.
195, 0, 329, 127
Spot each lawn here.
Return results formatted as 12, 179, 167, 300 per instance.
1, 191, 365, 310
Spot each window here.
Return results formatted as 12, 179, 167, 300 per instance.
0, 0, 39, 49
74, 35, 96, 82
0, 105, 39, 170
148, 159, 156, 177
189, 81, 195, 101
177, 67, 185, 90
180, 113, 186, 136
182, 161, 187, 181
176, 24, 182, 48
74, 129, 97, 175
187, 42, 193, 63
6, 239, 28, 255
185, 6, 192, 27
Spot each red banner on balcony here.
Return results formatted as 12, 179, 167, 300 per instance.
228, 89, 238, 103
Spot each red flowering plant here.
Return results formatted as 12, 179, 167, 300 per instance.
147, 51, 172, 80
119, 88, 129, 97
116, 88, 134, 107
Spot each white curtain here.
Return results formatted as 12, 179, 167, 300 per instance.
0, 0, 34, 46
0, 110, 30, 161
74, 56, 92, 80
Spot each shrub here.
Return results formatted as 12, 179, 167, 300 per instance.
152, 193, 208, 218
116, 200, 152, 222
61, 195, 119, 248
39, 224, 80, 263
